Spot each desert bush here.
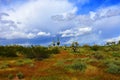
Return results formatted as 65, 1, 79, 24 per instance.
70, 61, 87, 71
114, 60, 120, 65
103, 47, 111, 52
110, 45, 119, 51
0, 46, 17, 57
103, 58, 120, 66
0, 45, 59, 60
22, 47, 35, 59
55, 58, 87, 72
17, 72, 24, 79
33, 46, 51, 60
0, 46, 5, 56
106, 63, 120, 74
8, 74, 14, 80
22, 46, 51, 60
0, 62, 10, 69
15, 58, 33, 66
112, 52, 120, 57
51, 47, 60, 54
65, 60, 87, 72
82, 44, 91, 49
91, 45, 100, 51
88, 58, 98, 64
92, 52, 104, 60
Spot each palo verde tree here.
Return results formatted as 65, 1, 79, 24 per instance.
106, 41, 116, 46
106, 41, 118, 51
71, 42, 79, 52
118, 40, 120, 45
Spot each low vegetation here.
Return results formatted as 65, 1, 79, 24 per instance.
0, 45, 60, 60
0, 41, 120, 80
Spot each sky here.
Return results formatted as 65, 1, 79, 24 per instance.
0, 0, 120, 46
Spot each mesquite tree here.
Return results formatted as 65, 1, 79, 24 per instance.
118, 40, 120, 45
71, 42, 79, 52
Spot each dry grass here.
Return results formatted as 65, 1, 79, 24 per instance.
0, 50, 120, 80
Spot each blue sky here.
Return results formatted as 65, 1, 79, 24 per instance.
0, 0, 120, 46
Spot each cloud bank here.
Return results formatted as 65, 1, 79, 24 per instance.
0, 0, 120, 45
0, 0, 76, 39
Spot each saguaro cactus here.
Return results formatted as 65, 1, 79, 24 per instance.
57, 37, 60, 46
52, 41, 55, 46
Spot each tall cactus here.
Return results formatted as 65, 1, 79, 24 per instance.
57, 37, 60, 46
52, 40, 55, 46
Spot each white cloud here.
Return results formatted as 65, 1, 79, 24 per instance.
37, 32, 50, 36
90, 11, 96, 20
105, 36, 120, 42
17, 43, 32, 46
64, 33, 100, 45
27, 33, 36, 38
59, 27, 92, 37
61, 5, 120, 44
0, 31, 35, 39
98, 6, 120, 18
0, 0, 77, 39
7, 0, 76, 32
0, 29, 50, 39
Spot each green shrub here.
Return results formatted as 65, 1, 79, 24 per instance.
70, 61, 87, 71
82, 44, 91, 49
33, 46, 51, 60
92, 52, 104, 60
103, 58, 120, 67
17, 72, 24, 79
0, 63, 10, 69
0, 46, 17, 57
22, 46, 52, 60
0, 45, 60, 60
22, 47, 35, 59
114, 59, 120, 65
8, 74, 14, 80
112, 52, 120, 57
15, 59, 33, 66
91, 45, 100, 51
65, 60, 87, 72
106, 63, 120, 74
51, 47, 60, 54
